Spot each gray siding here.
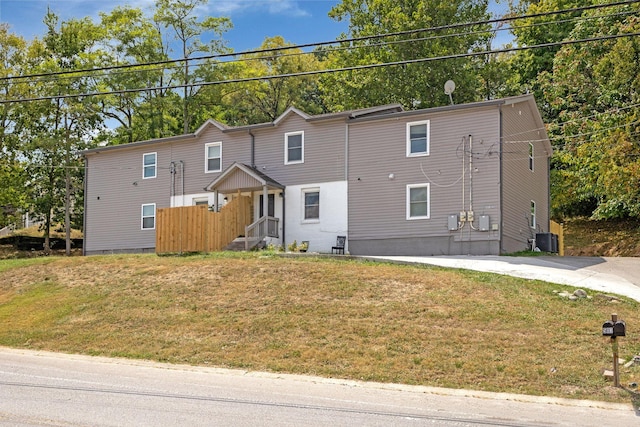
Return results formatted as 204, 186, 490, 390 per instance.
84, 96, 549, 256
84, 114, 348, 253
85, 144, 172, 253
176, 126, 251, 194
250, 113, 347, 185
501, 101, 551, 253
347, 107, 502, 256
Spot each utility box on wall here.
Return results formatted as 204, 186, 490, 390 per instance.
448, 214, 458, 231
479, 215, 490, 231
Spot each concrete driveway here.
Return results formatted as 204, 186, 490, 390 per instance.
365, 256, 640, 302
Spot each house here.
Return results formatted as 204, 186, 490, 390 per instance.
82, 94, 552, 256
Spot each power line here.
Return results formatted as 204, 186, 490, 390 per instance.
1, 0, 637, 84
3, 30, 638, 105
19, 5, 636, 92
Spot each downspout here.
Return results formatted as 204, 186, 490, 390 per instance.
547, 146, 551, 233
345, 123, 349, 244
180, 160, 185, 207
345, 123, 349, 181
469, 135, 477, 231
499, 106, 504, 254
281, 190, 285, 247
170, 161, 176, 207
82, 156, 88, 256
249, 130, 255, 168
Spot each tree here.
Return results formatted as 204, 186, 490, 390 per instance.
506, 0, 597, 116
0, 24, 28, 227
98, 6, 173, 144
319, 0, 492, 110
20, 11, 103, 253
154, 0, 231, 133
218, 36, 326, 125
539, 2, 640, 219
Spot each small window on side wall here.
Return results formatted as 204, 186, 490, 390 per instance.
143, 152, 157, 179
529, 143, 534, 171
141, 203, 156, 230
407, 120, 429, 157
530, 200, 536, 229
303, 189, 319, 220
205, 142, 222, 173
407, 184, 430, 220
285, 131, 304, 164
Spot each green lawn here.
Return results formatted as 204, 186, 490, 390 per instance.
1, 252, 638, 404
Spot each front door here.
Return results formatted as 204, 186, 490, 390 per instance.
259, 194, 275, 217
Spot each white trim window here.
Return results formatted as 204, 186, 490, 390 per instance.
205, 142, 222, 173
302, 188, 319, 221
406, 120, 430, 157
141, 203, 156, 230
407, 184, 430, 220
528, 143, 534, 171
285, 131, 304, 164
530, 200, 536, 229
143, 152, 157, 179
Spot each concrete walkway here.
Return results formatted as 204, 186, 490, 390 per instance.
365, 255, 640, 302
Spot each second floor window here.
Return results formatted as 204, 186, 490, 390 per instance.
407, 120, 430, 157
205, 142, 222, 173
143, 152, 157, 179
285, 131, 304, 164
529, 143, 534, 171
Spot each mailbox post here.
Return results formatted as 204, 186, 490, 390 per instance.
602, 313, 626, 387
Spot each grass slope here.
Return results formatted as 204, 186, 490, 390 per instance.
1, 252, 639, 404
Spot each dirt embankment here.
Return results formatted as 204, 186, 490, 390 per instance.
563, 218, 640, 257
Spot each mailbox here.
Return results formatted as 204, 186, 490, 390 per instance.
602, 320, 615, 337
613, 320, 626, 337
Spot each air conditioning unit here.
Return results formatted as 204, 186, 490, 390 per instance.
535, 233, 558, 253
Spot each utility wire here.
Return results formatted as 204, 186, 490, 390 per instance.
1, 0, 637, 84
29, 7, 636, 88
3, 30, 638, 105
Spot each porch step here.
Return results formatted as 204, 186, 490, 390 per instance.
223, 237, 266, 251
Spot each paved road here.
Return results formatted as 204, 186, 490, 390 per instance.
366, 256, 640, 302
0, 348, 637, 426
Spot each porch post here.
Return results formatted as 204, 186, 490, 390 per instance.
262, 185, 268, 219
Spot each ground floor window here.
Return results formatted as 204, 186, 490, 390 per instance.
141, 203, 156, 230
530, 200, 536, 229
407, 184, 430, 220
303, 189, 319, 220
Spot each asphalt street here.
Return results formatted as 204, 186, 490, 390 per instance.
365, 256, 640, 302
0, 348, 637, 426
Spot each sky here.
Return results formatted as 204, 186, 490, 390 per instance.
0, 0, 511, 53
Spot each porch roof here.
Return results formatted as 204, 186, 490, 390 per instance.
204, 162, 285, 193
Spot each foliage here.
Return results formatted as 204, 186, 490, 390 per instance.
539, 3, 640, 219
154, 0, 232, 134
8, 11, 103, 252
320, 0, 492, 110
0, 24, 29, 226
507, 0, 597, 109
218, 36, 326, 125
2, 0, 640, 241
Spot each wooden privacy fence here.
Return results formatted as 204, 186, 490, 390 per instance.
550, 220, 564, 256
156, 196, 252, 254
